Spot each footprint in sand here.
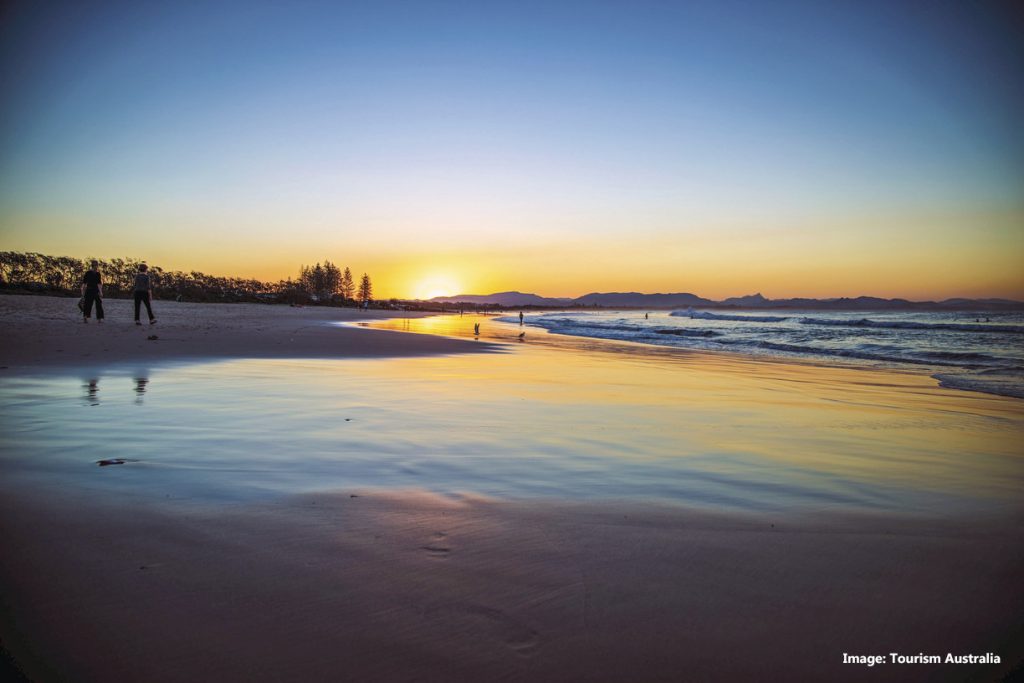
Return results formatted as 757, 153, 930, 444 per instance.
420, 544, 451, 557
464, 605, 541, 655
420, 532, 451, 557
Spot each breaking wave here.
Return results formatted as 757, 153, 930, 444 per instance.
670, 310, 789, 323
798, 317, 1024, 334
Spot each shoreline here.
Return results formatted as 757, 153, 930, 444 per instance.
361, 311, 1024, 403
5, 293, 1019, 403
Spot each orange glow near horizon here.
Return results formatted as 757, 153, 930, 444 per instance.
410, 273, 462, 301
2, 204, 1022, 302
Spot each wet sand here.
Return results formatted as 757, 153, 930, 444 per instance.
1, 294, 1023, 681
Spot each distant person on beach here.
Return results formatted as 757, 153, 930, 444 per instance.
133, 264, 157, 325
519, 311, 524, 326
80, 260, 104, 323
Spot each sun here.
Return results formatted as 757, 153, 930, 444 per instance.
412, 274, 462, 300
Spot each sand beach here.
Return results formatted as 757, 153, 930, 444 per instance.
1, 294, 1022, 682
0, 294, 497, 368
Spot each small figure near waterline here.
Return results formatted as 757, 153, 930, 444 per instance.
81, 260, 104, 323
519, 311, 524, 326
134, 264, 157, 325
473, 322, 480, 336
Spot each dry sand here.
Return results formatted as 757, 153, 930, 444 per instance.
2, 490, 1021, 683
0, 294, 497, 370
1, 294, 1022, 682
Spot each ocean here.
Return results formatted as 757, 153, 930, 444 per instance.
501, 309, 1024, 399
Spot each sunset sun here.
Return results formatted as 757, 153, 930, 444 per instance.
412, 274, 461, 300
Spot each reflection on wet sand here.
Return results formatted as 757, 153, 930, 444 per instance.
83, 378, 99, 406
80, 374, 151, 407
134, 377, 148, 404
17, 338, 1023, 516
358, 313, 502, 341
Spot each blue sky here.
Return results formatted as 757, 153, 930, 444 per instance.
1, 0, 1021, 298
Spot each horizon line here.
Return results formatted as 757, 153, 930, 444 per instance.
427, 290, 1024, 304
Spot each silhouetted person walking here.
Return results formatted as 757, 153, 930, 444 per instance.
133, 264, 157, 325
81, 260, 104, 323
519, 311, 524, 326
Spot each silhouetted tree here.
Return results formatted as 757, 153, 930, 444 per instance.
313, 264, 326, 300
340, 267, 354, 300
297, 261, 345, 302
0, 251, 286, 303
359, 273, 373, 305
323, 261, 341, 300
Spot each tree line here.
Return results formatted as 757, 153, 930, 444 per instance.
297, 261, 372, 304
0, 251, 375, 305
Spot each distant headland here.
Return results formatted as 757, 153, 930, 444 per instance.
430, 291, 1024, 311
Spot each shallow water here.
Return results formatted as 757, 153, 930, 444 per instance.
494, 309, 1024, 399
2, 338, 1021, 517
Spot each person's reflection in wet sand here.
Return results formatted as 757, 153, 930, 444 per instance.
134, 377, 149, 405
83, 378, 100, 406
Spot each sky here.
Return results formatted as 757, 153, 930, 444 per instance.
1, 0, 1022, 300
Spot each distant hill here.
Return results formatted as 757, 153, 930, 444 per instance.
938, 298, 1023, 307
431, 291, 573, 307
573, 292, 715, 308
429, 290, 1024, 310
717, 294, 1022, 310
720, 293, 769, 307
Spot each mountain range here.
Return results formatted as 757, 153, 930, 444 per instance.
428, 291, 1024, 310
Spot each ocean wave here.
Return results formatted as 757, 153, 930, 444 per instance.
652, 328, 720, 338
799, 317, 1024, 334
670, 309, 789, 323
714, 339, 980, 367
504, 316, 640, 332
539, 319, 642, 333
527, 318, 722, 339
933, 372, 1024, 399
914, 350, 1007, 363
